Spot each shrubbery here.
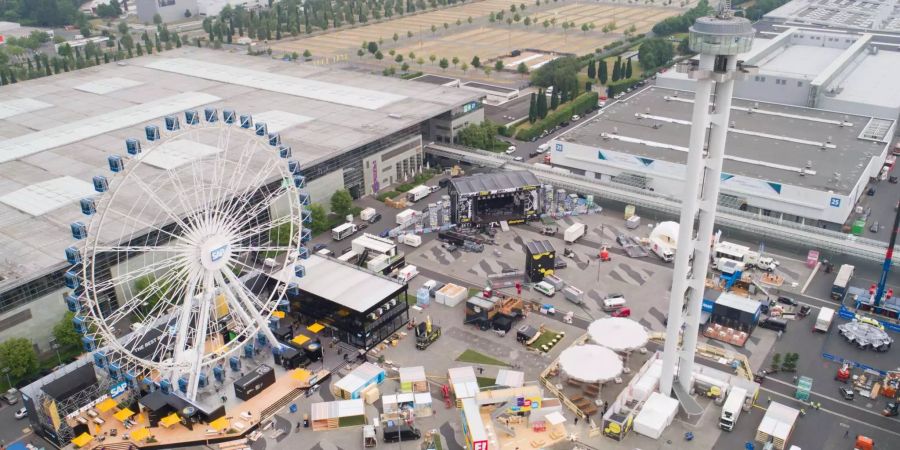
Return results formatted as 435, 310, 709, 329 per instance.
652, 0, 712, 36
515, 92, 598, 141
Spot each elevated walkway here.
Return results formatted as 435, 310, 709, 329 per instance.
425, 143, 897, 264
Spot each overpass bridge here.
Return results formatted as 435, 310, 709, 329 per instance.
425, 143, 898, 264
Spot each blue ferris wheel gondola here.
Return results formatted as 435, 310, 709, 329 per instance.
213, 365, 225, 382
165, 115, 181, 131
298, 192, 310, 206
81, 335, 96, 352
80, 198, 96, 216
279, 145, 291, 158
177, 376, 188, 393
185, 110, 200, 125
287, 282, 299, 296
240, 114, 253, 128
71, 221, 87, 240
297, 246, 310, 259
159, 379, 172, 394
255, 122, 267, 136
277, 298, 290, 312
301, 207, 312, 224
65, 293, 80, 312
93, 351, 106, 369
223, 109, 236, 124
108, 362, 120, 380
145, 125, 160, 141
65, 246, 81, 265
198, 372, 208, 388
92, 175, 108, 192
288, 160, 301, 174
125, 138, 141, 155
64, 270, 80, 289
229, 356, 241, 371
243, 343, 254, 358
293, 174, 305, 188
294, 264, 306, 278
257, 333, 269, 347
268, 132, 281, 146
108, 155, 124, 172
204, 107, 218, 123
73, 315, 87, 333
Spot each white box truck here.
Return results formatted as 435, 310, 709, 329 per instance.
397, 265, 419, 282
360, 207, 377, 222
650, 239, 674, 262
814, 307, 835, 332
407, 185, 431, 202
332, 222, 358, 241
564, 222, 587, 243
396, 209, 418, 226
401, 234, 422, 247
719, 387, 747, 431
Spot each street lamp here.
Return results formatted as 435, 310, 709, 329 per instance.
50, 340, 63, 366
2, 367, 11, 388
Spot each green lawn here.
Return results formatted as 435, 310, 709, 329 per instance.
455, 349, 509, 367
528, 329, 564, 352
476, 377, 496, 388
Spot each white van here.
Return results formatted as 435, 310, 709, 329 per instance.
602, 296, 627, 312
534, 281, 555, 297
536, 143, 550, 153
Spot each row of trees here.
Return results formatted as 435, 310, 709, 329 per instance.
527, 81, 581, 123
651, 0, 712, 36
0, 311, 82, 386
585, 56, 633, 85
0, 23, 186, 87
637, 38, 674, 71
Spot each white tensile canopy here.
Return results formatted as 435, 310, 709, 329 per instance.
558, 344, 623, 383
588, 317, 649, 352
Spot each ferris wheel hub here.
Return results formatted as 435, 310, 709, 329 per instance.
199, 235, 233, 271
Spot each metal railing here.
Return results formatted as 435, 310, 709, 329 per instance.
426, 143, 897, 263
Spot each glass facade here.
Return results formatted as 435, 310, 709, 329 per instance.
286, 285, 409, 351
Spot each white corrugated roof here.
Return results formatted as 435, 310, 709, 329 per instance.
0, 176, 95, 216
74, 77, 143, 94
146, 58, 406, 110
0, 98, 52, 119
0, 92, 220, 163
252, 110, 314, 133
139, 139, 222, 170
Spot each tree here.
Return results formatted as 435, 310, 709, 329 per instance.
439, 57, 449, 71
494, 60, 504, 72
393, 32, 399, 42
375, 50, 383, 60
367, 41, 378, 54
416, 57, 424, 67
625, 58, 633, 79
53, 312, 81, 349
471, 55, 481, 68
308, 203, 330, 234
550, 88, 559, 110
408, 31, 414, 38
450, 56, 458, 68
587, 59, 596, 79
460, 62, 469, 73
536, 89, 547, 119
153, 13, 163, 25
330, 189, 353, 216
118, 21, 129, 35
431, 24, 437, 34
611, 59, 620, 82
395, 54, 403, 63
0, 338, 38, 379
524, 16, 531, 26
483, 66, 492, 77
598, 59, 608, 84
528, 92, 536, 123
303, 49, 312, 58
517, 62, 528, 76
429, 54, 436, 65
638, 38, 674, 70
678, 36, 690, 55
358, 48, 365, 58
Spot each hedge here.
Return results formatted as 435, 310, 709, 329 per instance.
515, 91, 598, 141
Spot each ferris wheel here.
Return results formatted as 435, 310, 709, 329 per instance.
64, 109, 310, 401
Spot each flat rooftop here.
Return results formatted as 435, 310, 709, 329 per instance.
291, 255, 404, 313
411, 74, 459, 85
756, 44, 845, 79
461, 81, 518, 94
450, 170, 541, 196
765, 0, 900, 32
0, 48, 478, 286
557, 86, 885, 193
829, 49, 900, 109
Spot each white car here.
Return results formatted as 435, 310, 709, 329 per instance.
514, 156, 524, 161
572, 115, 580, 121
15, 407, 27, 419
505, 146, 516, 154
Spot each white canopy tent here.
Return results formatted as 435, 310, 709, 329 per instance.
558, 344, 623, 383
588, 318, 650, 352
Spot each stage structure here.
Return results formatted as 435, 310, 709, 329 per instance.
449, 171, 544, 227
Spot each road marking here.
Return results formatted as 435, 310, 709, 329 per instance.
764, 376, 887, 418
758, 387, 900, 439
801, 262, 820, 294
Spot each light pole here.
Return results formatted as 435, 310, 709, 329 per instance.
49, 338, 63, 366
2, 367, 11, 388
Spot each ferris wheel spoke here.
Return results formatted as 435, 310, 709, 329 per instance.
110, 262, 191, 327
172, 271, 202, 365
163, 167, 205, 226
104, 205, 196, 247
217, 158, 283, 232
88, 253, 188, 293
214, 272, 263, 336
185, 272, 215, 399
92, 245, 187, 254
231, 212, 294, 245
227, 189, 293, 240
221, 268, 277, 324
130, 173, 195, 233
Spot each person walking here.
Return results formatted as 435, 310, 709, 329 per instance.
844, 429, 849, 438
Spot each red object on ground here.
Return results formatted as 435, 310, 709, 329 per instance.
611, 307, 631, 318
835, 363, 851, 383
599, 247, 611, 261
544, 154, 551, 164
441, 384, 452, 408
515, 282, 522, 295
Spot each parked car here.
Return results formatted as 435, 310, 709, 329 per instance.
616, 234, 628, 246
777, 296, 798, 307
505, 146, 517, 154
368, 212, 382, 223
514, 156, 524, 161
442, 242, 458, 252
14, 407, 27, 419
870, 221, 879, 233
867, 186, 876, 196
839, 386, 855, 401
572, 115, 580, 121
312, 243, 328, 252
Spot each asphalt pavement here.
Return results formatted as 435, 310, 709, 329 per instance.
0, 401, 35, 447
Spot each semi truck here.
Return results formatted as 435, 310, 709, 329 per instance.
564, 222, 587, 243
713, 241, 779, 271
407, 185, 431, 202
719, 387, 747, 431
332, 222, 358, 241
814, 307, 835, 332
831, 264, 855, 300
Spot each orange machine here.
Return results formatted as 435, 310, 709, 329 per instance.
836, 363, 851, 383
854, 435, 874, 450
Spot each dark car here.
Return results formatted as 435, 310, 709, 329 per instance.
368, 212, 382, 224
777, 296, 798, 307
358, 223, 368, 231
839, 386, 855, 401
312, 243, 328, 252
758, 317, 788, 332
867, 186, 876, 196
383, 425, 421, 443
442, 242, 458, 252
438, 178, 451, 189
341, 247, 353, 254
379, 229, 391, 238
616, 234, 628, 246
